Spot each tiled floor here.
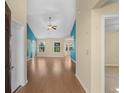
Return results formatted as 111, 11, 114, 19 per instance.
105, 66, 119, 93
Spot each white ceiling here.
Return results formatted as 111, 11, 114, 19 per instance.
28, 0, 76, 39
94, 0, 118, 8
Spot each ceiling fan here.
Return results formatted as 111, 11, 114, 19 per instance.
48, 17, 57, 31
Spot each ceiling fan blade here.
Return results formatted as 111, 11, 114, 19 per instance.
52, 27, 56, 30
52, 26, 57, 30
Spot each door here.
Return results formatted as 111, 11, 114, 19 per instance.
10, 20, 19, 92
5, 2, 11, 93
11, 19, 26, 92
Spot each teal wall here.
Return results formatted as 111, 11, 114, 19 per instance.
27, 24, 36, 58
27, 24, 36, 41
70, 21, 76, 62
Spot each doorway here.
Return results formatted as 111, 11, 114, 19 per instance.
102, 15, 119, 93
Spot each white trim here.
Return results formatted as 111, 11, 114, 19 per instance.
21, 80, 28, 87
53, 40, 61, 44
71, 58, 76, 63
15, 80, 28, 93
27, 58, 32, 61
101, 15, 105, 93
75, 74, 89, 93
101, 14, 119, 93
14, 86, 22, 93
27, 56, 38, 62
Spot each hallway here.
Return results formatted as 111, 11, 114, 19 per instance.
18, 57, 85, 93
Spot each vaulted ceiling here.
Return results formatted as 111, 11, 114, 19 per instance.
28, 0, 76, 39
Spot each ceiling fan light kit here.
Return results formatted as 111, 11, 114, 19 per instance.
48, 17, 57, 31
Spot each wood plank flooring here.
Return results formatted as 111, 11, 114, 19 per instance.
17, 56, 85, 93
105, 66, 119, 93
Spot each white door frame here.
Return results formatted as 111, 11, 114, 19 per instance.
101, 14, 118, 93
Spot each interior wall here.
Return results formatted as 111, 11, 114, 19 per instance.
91, 2, 119, 93
27, 24, 36, 59
76, 0, 92, 92
105, 31, 119, 66
37, 38, 65, 57
76, 0, 118, 92
6, 0, 27, 25
70, 21, 76, 62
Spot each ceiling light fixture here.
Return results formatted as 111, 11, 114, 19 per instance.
48, 17, 57, 31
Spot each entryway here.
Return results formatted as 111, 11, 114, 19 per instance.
102, 15, 119, 93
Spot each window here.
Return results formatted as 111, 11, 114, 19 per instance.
66, 44, 68, 51
54, 42, 60, 52
66, 43, 73, 52
39, 42, 45, 52
69, 43, 73, 51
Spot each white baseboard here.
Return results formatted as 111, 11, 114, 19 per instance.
71, 58, 76, 63
27, 58, 32, 61
22, 80, 28, 87
27, 56, 37, 62
14, 86, 22, 93
15, 80, 28, 93
75, 74, 89, 93
105, 64, 119, 67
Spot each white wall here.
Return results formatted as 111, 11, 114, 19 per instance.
105, 31, 119, 66
76, 0, 92, 92
91, 2, 118, 93
17, 25, 27, 86
36, 38, 65, 57
32, 40, 37, 57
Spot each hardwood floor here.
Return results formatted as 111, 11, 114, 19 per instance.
18, 56, 85, 93
105, 66, 119, 93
